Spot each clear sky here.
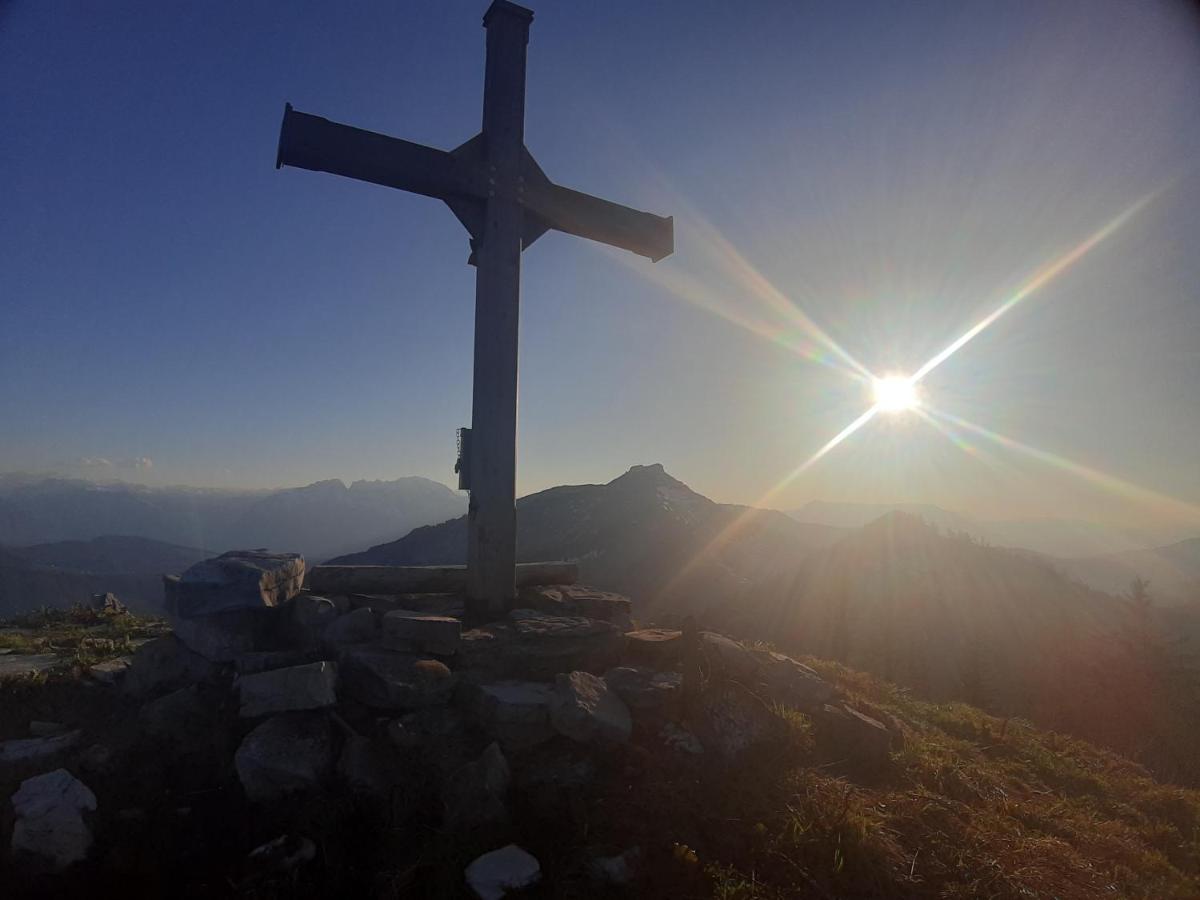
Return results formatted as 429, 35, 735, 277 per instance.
3, 0, 1199, 528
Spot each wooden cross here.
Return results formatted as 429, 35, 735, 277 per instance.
275, 1, 673, 613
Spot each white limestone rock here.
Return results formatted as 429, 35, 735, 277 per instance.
465, 844, 541, 900
170, 550, 305, 617
10, 768, 97, 869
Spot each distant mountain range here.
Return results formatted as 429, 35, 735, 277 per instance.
790, 499, 1200, 603
789, 499, 1192, 558
0, 474, 466, 562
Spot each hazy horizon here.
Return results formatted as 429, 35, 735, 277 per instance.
4, 0, 1199, 532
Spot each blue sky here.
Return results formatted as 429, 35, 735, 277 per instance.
2, 0, 1199, 527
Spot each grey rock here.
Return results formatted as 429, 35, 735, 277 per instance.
549, 671, 632, 744
235, 713, 335, 803
444, 742, 510, 832
700, 632, 834, 712
89, 592, 127, 615
122, 634, 213, 699
517, 584, 634, 629
10, 768, 96, 869
238, 661, 338, 718
288, 594, 338, 647
321, 607, 379, 647
29, 721, 69, 737
0, 730, 82, 765
87, 657, 131, 685
696, 683, 777, 758
604, 667, 682, 712
171, 609, 263, 662
338, 646, 454, 710
171, 550, 305, 618
78, 743, 116, 775
382, 610, 461, 656
465, 844, 541, 900
233, 648, 315, 676
476, 681, 556, 751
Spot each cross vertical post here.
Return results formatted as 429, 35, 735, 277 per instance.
467, 1, 533, 613
274, 0, 673, 618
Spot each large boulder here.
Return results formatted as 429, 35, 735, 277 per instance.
604, 667, 682, 715
549, 671, 632, 744
700, 632, 833, 712
122, 634, 214, 699
443, 742, 511, 833
237, 661, 338, 718
234, 713, 335, 803
517, 584, 633, 630
475, 681, 557, 751
170, 609, 262, 662
10, 769, 96, 869
465, 844, 541, 900
695, 682, 779, 759
286, 594, 338, 647
816, 703, 896, 771
338, 646, 455, 710
459, 610, 622, 680
322, 607, 380, 647
169, 550, 305, 618
382, 610, 461, 656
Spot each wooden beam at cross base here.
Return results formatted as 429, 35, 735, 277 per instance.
307, 561, 578, 596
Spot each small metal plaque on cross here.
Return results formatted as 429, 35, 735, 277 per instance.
275, 1, 673, 613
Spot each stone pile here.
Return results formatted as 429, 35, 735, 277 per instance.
3, 548, 900, 895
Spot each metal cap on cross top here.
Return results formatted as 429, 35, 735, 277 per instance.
274, 2, 674, 613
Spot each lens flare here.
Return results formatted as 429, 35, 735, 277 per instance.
872, 376, 919, 413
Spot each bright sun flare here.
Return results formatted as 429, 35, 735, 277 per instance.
873, 376, 919, 413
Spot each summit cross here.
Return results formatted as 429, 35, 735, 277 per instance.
275, 1, 673, 613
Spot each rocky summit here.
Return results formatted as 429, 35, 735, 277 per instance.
0, 547, 881, 896
3, 547, 1200, 900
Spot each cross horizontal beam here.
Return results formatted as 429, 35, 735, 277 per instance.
276, 105, 489, 202
277, 104, 673, 263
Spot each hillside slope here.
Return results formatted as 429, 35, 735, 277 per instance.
1055, 537, 1200, 603
0, 613, 1197, 898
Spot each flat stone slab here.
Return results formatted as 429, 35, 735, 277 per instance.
87, 657, 131, 685
235, 712, 334, 803
0, 730, 82, 765
237, 661, 338, 718
459, 610, 623, 680
0, 653, 65, 680
382, 611, 461, 656
170, 550, 305, 618
624, 628, 684, 665
517, 584, 633, 627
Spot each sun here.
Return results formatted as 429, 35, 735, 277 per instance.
872, 375, 919, 413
